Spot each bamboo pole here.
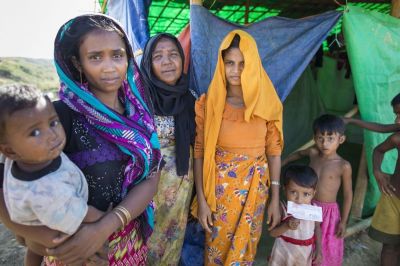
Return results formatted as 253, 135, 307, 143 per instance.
101, 0, 108, 14
391, 0, 400, 18
245, 0, 250, 25
350, 145, 368, 219
344, 217, 372, 238
191, 0, 202, 6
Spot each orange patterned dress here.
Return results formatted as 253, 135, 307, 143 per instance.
194, 98, 282, 265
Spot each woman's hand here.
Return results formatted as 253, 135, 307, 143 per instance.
267, 198, 281, 230
198, 200, 213, 234
46, 221, 110, 264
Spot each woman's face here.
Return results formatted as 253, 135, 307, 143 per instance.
78, 30, 128, 95
223, 47, 244, 88
151, 38, 183, 86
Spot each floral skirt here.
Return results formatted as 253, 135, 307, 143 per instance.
205, 148, 270, 266
147, 145, 194, 265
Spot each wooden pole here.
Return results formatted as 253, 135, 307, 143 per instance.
101, 0, 108, 14
245, 0, 250, 25
344, 217, 372, 238
191, 0, 202, 6
391, 0, 400, 18
350, 145, 368, 219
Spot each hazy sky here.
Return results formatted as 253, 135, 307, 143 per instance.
0, 0, 98, 59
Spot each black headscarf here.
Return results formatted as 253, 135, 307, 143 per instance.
141, 33, 195, 176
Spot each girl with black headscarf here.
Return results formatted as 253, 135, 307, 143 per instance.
141, 33, 196, 265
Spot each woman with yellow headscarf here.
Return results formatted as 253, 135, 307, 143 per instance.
191, 30, 283, 265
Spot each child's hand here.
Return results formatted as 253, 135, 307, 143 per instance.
335, 221, 347, 238
286, 217, 300, 230
374, 171, 396, 196
313, 249, 323, 265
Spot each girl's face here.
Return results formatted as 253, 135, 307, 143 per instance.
151, 38, 183, 86
78, 30, 128, 95
223, 47, 244, 88
285, 180, 316, 205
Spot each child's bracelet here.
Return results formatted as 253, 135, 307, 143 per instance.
112, 210, 126, 228
114, 206, 132, 224
271, 180, 280, 186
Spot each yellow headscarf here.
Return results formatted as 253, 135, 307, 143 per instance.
192, 30, 283, 216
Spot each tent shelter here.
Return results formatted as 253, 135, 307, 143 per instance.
99, 0, 399, 263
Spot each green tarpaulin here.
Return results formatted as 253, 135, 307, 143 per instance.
282, 67, 325, 158
343, 6, 400, 216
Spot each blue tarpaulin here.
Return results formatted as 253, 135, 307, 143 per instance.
107, 0, 151, 62
190, 5, 342, 101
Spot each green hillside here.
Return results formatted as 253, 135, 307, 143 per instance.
0, 57, 58, 92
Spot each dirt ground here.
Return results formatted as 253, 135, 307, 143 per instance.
0, 223, 25, 265
343, 230, 381, 266
0, 223, 381, 266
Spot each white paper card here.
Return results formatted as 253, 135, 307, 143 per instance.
287, 201, 323, 222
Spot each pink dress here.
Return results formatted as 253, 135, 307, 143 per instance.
269, 202, 315, 266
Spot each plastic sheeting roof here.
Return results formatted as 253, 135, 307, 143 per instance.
98, 0, 391, 36
147, 0, 390, 36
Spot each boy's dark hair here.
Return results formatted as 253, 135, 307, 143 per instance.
55, 15, 131, 83
391, 92, 400, 107
0, 84, 42, 142
313, 114, 345, 135
222, 34, 241, 59
283, 165, 318, 189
